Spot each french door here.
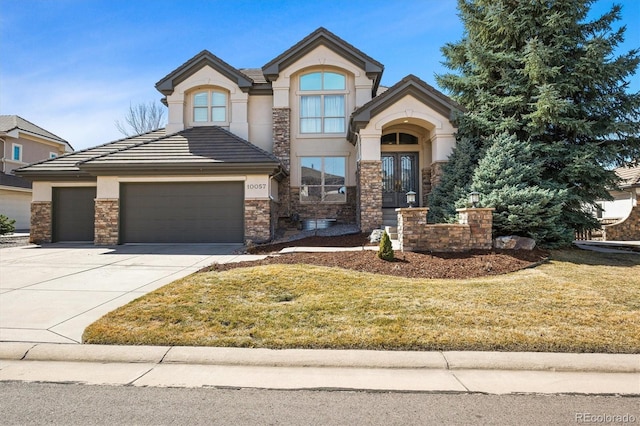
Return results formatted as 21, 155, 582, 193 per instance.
381, 152, 418, 208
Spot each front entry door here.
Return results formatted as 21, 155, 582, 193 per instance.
382, 153, 418, 208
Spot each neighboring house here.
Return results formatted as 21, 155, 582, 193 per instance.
1, 115, 72, 230
595, 166, 640, 221
16, 27, 461, 245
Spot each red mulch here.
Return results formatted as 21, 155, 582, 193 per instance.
204, 233, 549, 279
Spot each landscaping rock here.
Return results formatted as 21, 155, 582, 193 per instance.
369, 229, 384, 243
494, 236, 536, 250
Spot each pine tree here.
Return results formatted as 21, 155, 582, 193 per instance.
378, 231, 394, 261
437, 0, 640, 237
462, 133, 571, 247
428, 122, 483, 223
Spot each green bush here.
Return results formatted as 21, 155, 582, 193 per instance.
377, 231, 394, 261
0, 214, 16, 235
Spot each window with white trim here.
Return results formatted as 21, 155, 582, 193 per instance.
193, 89, 227, 123
300, 156, 346, 202
11, 144, 22, 162
299, 71, 346, 134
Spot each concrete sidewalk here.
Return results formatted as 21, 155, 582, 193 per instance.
1, 343, 638, 395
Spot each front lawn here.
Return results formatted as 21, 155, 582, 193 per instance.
82, 249, 640, 353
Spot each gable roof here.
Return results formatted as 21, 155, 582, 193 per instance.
262, 27, 384, 95
0, 115, 73, 150
348, 74, 464, 143
155, 50, 254, 96
615, 165, 640, 189
15, 127, 284, 179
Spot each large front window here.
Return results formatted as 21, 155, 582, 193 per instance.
193, 90, 227, 123
299, 71, 346, 134
300, 156, 346, 202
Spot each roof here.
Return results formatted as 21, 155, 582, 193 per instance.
348, 75, 464, 143
0, 115, 73, 150
15, 127, 284, 178
13, 129, 167, 179
0, 172, 32, 189
155, 50, 254, 96
615, 165, 640, 189
262, 27, 384, 95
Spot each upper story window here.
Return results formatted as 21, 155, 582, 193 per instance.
193, 89, 227, 123
11, 143, 22, 162
299, 71, 346, 134
49, 152, 58, 159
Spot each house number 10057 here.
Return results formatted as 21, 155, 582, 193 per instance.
247, 184, 267, 190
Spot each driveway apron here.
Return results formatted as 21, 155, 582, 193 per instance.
0, 243, 262, 344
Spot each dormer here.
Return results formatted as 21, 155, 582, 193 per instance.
156, 50, 255, 137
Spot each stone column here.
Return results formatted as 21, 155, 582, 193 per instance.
396, 207, 429, 251
457, 207, 495, 250
94, 199, 119, 245
245, 199, 272, 244
430, 161, 447, 191
30, 201, 52, 244
357, 160, 382, 232
273, 107, 291, 218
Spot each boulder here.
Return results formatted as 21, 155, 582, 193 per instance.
369, 229, 384, 243
494, 236, 536, 250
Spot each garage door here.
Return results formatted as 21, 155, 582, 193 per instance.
120, 182, 244, 243
52, 187, 96, 242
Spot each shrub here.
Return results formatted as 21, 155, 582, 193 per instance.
0, 214, 16, 235
377, 231, 394, 261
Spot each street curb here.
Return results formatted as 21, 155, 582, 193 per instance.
1, 343, 638, 373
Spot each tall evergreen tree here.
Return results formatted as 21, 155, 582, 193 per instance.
433, 0, 640, 236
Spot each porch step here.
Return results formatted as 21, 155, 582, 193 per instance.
384, 226, 398, 240
382, 208, 398, 228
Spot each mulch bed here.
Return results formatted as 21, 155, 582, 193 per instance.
205, 233, 549, 279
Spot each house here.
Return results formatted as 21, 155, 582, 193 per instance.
1, 115, 72, 230
596, 166, 640, 221
15, 27, 461, 245
599, 165, 640, 241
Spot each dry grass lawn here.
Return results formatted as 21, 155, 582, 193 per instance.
83, 249, 640, 353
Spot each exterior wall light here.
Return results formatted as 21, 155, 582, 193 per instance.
469, 191, 480, 208
406, 190, 416, 208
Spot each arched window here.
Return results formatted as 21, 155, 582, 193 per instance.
193, 89, 227, 123
299, 71, 346, 134
381, 132, 419, 145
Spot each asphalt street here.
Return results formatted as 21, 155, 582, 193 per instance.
2, 382, 638, 426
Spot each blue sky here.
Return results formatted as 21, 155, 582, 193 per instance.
1, 0, 638, 150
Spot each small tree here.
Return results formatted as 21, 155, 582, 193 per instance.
378, 231, 394, 261
462, 133, 572, 247
0, 214, 16, 235
115, 101, 166, 137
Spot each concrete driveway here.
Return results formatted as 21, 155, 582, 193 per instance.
0, 243, 265, 344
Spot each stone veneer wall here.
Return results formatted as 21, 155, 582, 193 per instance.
245, 199, 272, 244
273, 108, 291, 218
289, 186, 356, 223
421, 166, 432, 206
357, 160, 383, 231
603, 194, 640, 241
30, 201, 52, 244
430, 161, 447, 193
397, 207, 494, 252
94, 199, 119, 245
